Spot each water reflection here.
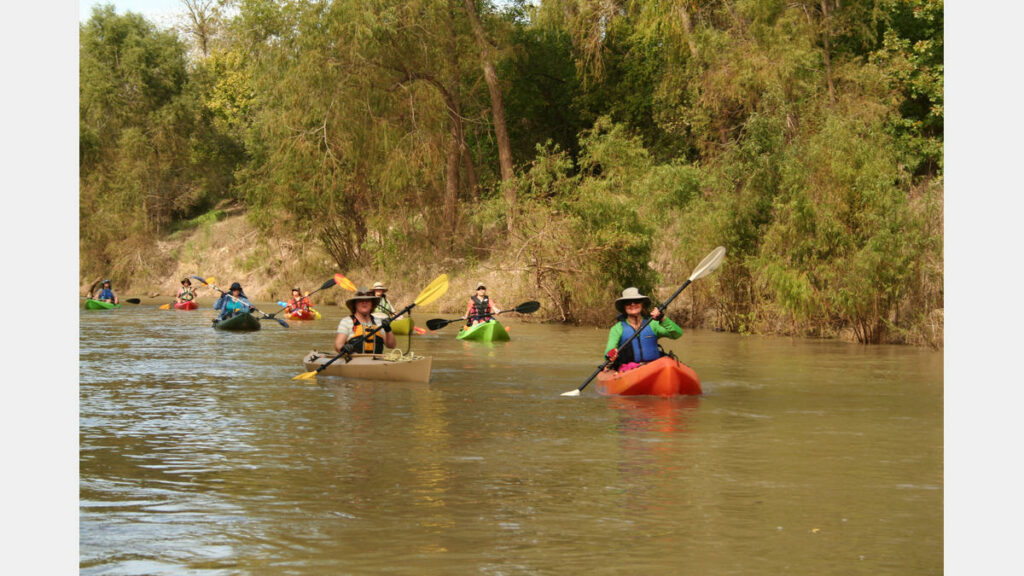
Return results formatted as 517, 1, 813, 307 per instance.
80, 303, 942, 574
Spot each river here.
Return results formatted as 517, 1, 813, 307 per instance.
79, 300, 942, 574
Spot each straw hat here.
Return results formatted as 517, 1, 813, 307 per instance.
614, 287, 651, 314
372, 281, 388, 292
345, 288, 381, 314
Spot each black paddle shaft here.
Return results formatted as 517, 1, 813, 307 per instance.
573, 279, 692, 394
314, 303, 416, 373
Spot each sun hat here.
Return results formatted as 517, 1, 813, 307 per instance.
614, 287, 651, 314
345, 288, 381, 314
229, 282, 243, 292
181, 278, 191, 285
476, 282, 486, 290
373, 281, 388, 292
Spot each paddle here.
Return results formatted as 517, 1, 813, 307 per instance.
426, 301, 541, 331
293, 274, 449, 380
269, 274, 356, 317
190, 275, 290, 328
160, 278, 212, 309
560, 246, 727, 397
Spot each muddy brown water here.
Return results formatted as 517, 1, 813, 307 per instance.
80, 300, 942, 574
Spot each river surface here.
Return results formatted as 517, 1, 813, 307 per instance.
80, 300, 942, 575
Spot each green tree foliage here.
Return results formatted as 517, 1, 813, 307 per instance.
78, 0, 943, 344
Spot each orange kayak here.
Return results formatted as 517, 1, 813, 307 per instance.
596, 356, 702, 397
173, 301, 198, 310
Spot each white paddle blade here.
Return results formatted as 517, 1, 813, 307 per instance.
560, 389, 581, 397
688, 246, 726, 281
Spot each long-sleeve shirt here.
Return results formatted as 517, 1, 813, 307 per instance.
604, 316, 683, 354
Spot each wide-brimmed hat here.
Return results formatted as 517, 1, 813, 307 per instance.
346, 289, 381, 314
372, 281, 388, 292
614, 287, 651, 314
229, 282, 243, 292
291, 287, 302, 293
475, 282, 486, 290
181, 278, 191, 285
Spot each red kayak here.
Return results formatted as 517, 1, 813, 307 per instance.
285, 308, 321, 321
596, 356, 702, 397
173, 301, 199, 310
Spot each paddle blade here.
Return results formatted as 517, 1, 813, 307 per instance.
335, 274, 357, 292
688, 246, 726, 281
413, 274, 449, 307
292, 370, 318, 381
278, 301, 289, 308
426, 318, 450, 331
125, 298, 141, 304
159, 303, 171, 310
190, 275, 212, 286
318, 277, 337, 291
514, 301, 541, 314
560, 389, 581, 397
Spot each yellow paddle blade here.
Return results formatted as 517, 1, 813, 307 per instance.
335, 274, 357, 292
292, 370, 318, 381
206, 277, 215, 286
413, 274, 449, 307
159, 303, 171, 310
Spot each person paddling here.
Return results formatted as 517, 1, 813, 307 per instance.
372, 281, 402, 320
604, 287, 682, 372
335, 289, 397, 354
285, 287, 312, 314
175, 278, 198, 304
213, 282, 254, 320
94, 279, 119, 304
464, 283, 501, 327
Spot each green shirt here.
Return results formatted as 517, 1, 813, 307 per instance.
605, 316, 683, 354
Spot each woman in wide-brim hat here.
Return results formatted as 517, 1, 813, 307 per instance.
371, 281, 400, 319
335, 289, 397, 354
213, 282, 253, 320
603, 287, 682, 371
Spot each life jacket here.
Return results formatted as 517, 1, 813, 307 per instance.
470, 295, 493, 320
617, 319, 662, 365
289, 296, 311, 311
375, 297, 394, 317
350, 315, 385, 354
97, 288, 114, 300
179, 287, 195, 301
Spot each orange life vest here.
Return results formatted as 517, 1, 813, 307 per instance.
349, 315, 384, 354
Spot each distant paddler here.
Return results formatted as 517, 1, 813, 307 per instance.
94, 279, 119, 305
371, 281, 403, 320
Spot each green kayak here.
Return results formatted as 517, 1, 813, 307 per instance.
213, 312, 262, 331
456, 319, 510, 342
84, 298, 120, 310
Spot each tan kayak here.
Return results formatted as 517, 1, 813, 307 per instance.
301, 350, 432, 383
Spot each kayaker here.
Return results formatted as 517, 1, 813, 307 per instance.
213, 282, 254, 320
464, 283, 501, 326
372, 281, 402, 319
94, 279, 119, 304
335, 289, 397, 354
604, 287, 682, 371
174, 278, 198, 304
285, 287, 312, 314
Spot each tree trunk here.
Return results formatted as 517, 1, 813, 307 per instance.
679, 4, 699, 60
820, 0, 836, 104
462, 0, 516, 231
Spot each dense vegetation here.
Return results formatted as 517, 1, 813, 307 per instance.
80, 0, 943, 346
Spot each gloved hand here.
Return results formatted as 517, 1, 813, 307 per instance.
380, 317, 392, 333
606, 348, 618, 362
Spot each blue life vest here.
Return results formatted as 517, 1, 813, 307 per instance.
618, 320, 662, 363
97, 288, 114, 300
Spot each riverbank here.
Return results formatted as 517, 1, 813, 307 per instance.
79, 205, 943, 349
